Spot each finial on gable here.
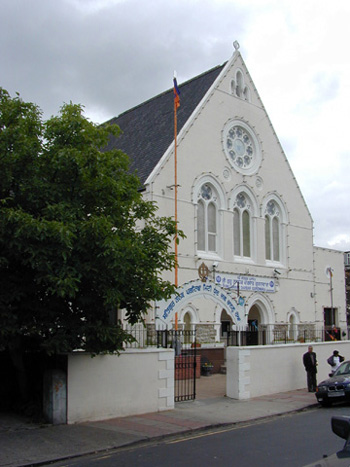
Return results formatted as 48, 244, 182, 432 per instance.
233, 40, 240, 51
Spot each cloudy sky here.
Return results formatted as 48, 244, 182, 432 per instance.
1, 0, 349, 252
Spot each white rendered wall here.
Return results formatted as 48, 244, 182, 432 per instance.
67, 348, 174, 424
314, 246, 347, 328
143, 53, 345, 334
227, 342, 350, 399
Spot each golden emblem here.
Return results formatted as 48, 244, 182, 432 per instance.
198, 262, 209, 282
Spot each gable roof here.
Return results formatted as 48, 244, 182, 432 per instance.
104, 63, 226, 186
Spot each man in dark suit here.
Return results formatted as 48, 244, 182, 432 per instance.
303, 345, 317, 392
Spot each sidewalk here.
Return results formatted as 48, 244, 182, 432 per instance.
0, 374, 318, 467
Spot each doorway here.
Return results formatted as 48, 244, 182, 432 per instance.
247, 305, 261, 345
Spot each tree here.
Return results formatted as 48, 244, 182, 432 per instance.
0, 88, 183, 359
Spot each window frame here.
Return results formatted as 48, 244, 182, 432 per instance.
231, 188, 257, 263
195, 179, 224, 258
263, 195, 287, 267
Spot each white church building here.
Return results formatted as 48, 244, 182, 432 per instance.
106, 44, 346, 346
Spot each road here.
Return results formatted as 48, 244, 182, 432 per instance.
53, 405, 350, 467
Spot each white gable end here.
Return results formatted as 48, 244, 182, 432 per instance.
132, 48, 346, 344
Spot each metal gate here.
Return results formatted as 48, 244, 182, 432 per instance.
157, 329, 197, 402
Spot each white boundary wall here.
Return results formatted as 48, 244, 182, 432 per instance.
227, 342, 350, 399
67, 348, 174, 424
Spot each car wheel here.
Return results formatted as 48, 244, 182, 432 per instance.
319, 399, 332, 407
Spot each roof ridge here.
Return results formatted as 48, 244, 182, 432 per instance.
177, 62, 227, 90
107, 62, 227, 122
104, 60, 226, 185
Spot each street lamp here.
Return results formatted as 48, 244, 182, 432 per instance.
327, 267, 334, 327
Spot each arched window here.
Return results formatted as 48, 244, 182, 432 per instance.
230, 69, 250, 102
265, 200, 280, 262
236, 71, 243, 98
197, 183, 218, 253
233, 192, 251, 258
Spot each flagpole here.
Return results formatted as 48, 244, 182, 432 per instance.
173, 76, 180, 331
174, 96, 178, 288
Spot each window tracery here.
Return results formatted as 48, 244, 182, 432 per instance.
230, 69, 250, 102
197, 183, 218, 253
233, 192, 251, 258
265, 200, 281, 262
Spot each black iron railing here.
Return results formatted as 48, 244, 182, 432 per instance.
123, 324, 348, 349
225, 326, 345, 346
123, 324, 157, 348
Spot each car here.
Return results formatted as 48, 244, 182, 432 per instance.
304, 416, 350, 466
316, 360, 350, 407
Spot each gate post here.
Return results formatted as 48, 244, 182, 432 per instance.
43, 369, 67, 425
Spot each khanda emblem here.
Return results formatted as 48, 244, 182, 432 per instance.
198, 262, 210, 282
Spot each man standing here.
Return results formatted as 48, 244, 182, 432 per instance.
327, 350, 344, 376
303, 345, 317, 392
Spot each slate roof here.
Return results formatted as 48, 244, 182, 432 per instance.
104, 63, 226, 187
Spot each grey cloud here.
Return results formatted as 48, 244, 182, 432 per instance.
0, 0, 246, 121
1, 0, 348, 251
301, 161, 350, 250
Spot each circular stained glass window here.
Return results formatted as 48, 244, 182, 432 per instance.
223, 121, 260, 175
200, 184, 212, 200
226, 126, 254, 169
266, 200, 279, 217
236, 193, 246, 208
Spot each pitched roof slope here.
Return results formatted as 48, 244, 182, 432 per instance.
104, 64, 225, 186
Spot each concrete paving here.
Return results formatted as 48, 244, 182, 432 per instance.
0, 374, 318, 467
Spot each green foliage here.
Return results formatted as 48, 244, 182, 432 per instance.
0, 89, 183, 355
